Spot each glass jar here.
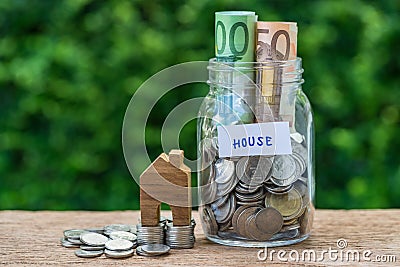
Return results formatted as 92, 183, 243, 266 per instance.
198, 57, 314, 247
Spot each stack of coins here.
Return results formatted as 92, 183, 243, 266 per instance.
165, 220, 196, 249
136, 223, 165, 246
200, 136, 312, 242
61, 229, 88, 248
75, 232, 109, 258
104, 239, 135, 258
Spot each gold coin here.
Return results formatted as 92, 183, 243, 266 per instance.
266, 188, 302, 219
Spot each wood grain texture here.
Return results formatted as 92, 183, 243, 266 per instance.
0, 210, 399, 266
140, 150, 191, 226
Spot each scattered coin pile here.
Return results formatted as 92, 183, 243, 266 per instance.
61, 219, 196, 259
200, 136, 314, 242
61, 224, 141, 259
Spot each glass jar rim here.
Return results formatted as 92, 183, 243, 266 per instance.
208, 57, 302, 66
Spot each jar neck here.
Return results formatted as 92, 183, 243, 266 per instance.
207, 57, 304, 94
207, 58, 304, 125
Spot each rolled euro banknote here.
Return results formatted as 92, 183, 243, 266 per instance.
256, 21, 297, 61
255, 22, 298, 126
215, 11, 257, 62
214, 11, 258, 125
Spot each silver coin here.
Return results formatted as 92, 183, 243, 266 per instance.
218, 220, 231, 232
236, 156, 272, 186
202, 206, 218, 235
75, 249, 103, 258
291, 140, 307, 162
105, 239, 134, 251
219, 194, 236, 225
64, 229, 88, 239
214, 159, 235, 184
141, 244, 170, 255
104, 248, 134, 258
130, 225, 137, 234
236, 199, 264, 206
60, 238, 80, 248
109, 231, 137, 242
136, 246, 155, 257
292, 152, 306, 172
270, 174, 298, 187
217, 229, 247, 240
104, 224, 131, 233
271, 155, 296, 180
280, 222, 300, 232
235, 187, 265, 202
293, 180, 308, 197
67, 238, 84, 245
235, 180, 261, 194
265, 183, 293, 194
216, 177, 238, 197
200, 138, 218, 165
212, 195, 231, 223
80, 232, 109, 246
211, 193, 230, 210
135, 246, 149, 256
84, 228, 104, 234
201, 174, 218, 204
166, 222, 195, 230
80, 245, 105, 251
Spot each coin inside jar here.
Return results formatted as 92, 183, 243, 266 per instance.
245, 213, 274, 241
235, 206, 260, 238
271, 155, 296, 180
254, 207, 283, 234
265, 188, 303, 220
202, 206, 218, 235
214, 159, 235, 184
236, 156, 272, 186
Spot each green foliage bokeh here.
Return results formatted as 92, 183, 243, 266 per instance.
0, 0, 399, 210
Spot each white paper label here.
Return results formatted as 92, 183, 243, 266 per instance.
217, 122, 292, 158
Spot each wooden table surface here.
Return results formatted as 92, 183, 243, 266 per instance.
0, 210, 399, 266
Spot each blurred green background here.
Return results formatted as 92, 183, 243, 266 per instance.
0, 0, 399, 210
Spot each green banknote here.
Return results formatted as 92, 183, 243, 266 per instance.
215, 11, 257, 62
213, 11, 258, 125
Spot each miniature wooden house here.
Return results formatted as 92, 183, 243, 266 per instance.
140, 149, 191, 226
